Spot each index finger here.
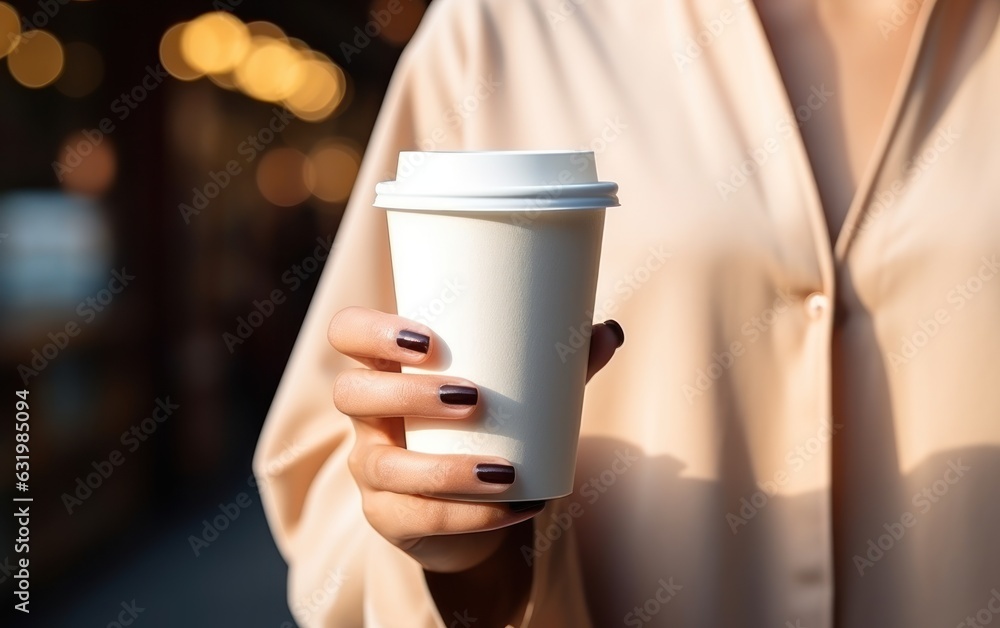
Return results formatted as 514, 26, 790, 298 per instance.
329, 306, 440, 367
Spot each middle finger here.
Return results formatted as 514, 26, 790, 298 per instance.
334, 369, 480, 419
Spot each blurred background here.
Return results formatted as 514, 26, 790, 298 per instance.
0, 0, 430, 624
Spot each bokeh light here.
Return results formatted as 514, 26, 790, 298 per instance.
180, 12, 249, 74
284, 53, 346, 122
0, 2, 18, 58
55, 42, 104, 98
7, 30, 64, 88
0, 192, 112, 323
160, 22, 203, 81
304, 140, 361, 203
246, 21, 286, 41
370, 0, 426, 46
207, 71, 238, 91
55, 131, 117, 197
158, 15, 350, 123
256, 148, 311, 207
235, 37, 303, 102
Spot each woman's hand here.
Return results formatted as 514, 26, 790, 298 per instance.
328, 306, 623, 573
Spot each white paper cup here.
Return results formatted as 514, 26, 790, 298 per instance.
374, 151, 618, 501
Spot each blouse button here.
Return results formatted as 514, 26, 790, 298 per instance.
805, 292, 830, 319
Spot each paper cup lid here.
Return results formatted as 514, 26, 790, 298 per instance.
374, 150, 619, 211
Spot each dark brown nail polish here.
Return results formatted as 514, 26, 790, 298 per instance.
396, 330, 430, 353
440, 385, 478, 406
604, 319, 625, 348
475, 463, 515, 485
509, 500, 546, 513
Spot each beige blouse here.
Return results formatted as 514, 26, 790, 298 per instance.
254, 0, 1000, 625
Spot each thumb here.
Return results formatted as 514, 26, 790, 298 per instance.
586, 320, 625, 382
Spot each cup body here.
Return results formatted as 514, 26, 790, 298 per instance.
375, 151, 618, 501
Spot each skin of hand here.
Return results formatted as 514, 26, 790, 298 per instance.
328, 306, 624, 574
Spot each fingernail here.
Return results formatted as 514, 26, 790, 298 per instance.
396, 330, 430, 353
475, 463, 515, 485
509, 500, 546, 513
604, 319, 625, 348
439, 384, 478, 406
